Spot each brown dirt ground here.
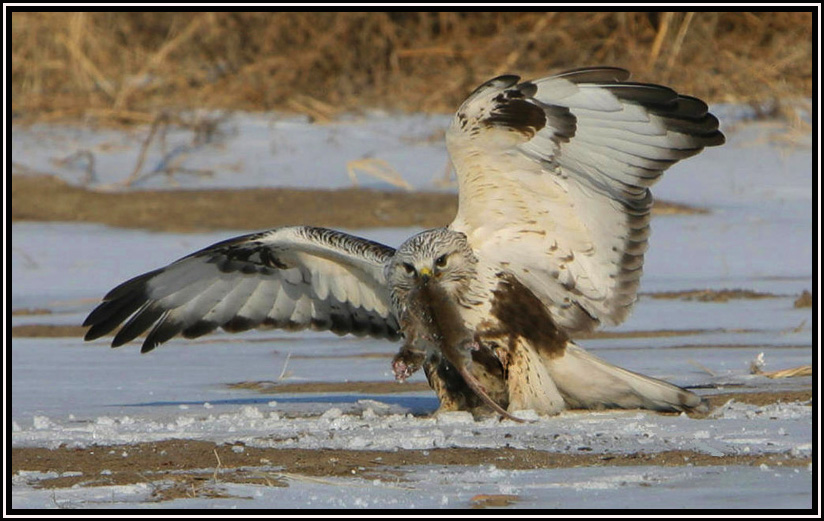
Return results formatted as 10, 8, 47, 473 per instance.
12, 174, 706, 232
794, 290, 813, 308
11, 174, 457, 231
10, 443, 812, 500
643, 289, 782, 302
11, 388, 812, 502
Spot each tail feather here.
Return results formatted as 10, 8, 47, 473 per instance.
545, 342, 708, 413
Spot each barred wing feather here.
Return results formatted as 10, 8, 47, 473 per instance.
83, 226, 400, 352
447, 67, 724, 334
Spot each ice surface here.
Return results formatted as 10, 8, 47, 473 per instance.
10, 112, 814, 510
12, 112, 453, 191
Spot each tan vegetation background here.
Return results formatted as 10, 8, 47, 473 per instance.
12, 11, 813, 123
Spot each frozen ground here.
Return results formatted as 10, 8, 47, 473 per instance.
10, 464, 813, 510
9, 108, 815, 510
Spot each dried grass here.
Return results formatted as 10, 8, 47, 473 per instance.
752, 364, 813, 379
11, 12, 813, 123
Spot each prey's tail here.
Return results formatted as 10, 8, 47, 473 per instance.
544, 342, 709, 414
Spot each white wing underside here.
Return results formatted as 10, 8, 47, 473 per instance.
447, 68, 724, 334
83, 226, 400, 352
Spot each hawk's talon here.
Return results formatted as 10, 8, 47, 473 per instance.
392, 358, 412, 382
462, 340, 480, 352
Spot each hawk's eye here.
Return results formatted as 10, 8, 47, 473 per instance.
435, 254, 449, 268
401, 262, 416, 275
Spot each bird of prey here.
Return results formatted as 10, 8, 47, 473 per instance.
83, 67, 724, 421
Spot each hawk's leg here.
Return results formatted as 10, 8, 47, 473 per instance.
423, 351, 477, 412
423, 346, 514, 420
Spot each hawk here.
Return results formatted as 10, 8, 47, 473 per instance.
83, 67, 724, 421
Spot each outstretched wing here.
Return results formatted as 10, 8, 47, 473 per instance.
83, 226, 400, 352
447, 67, 724, 334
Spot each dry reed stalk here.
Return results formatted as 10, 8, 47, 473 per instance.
647, 12, 674, 70
57, 15, 116, 100
753, 365, 813, 379
665, 12, 695, 75
286, 94, 338, 123
494, 13, 556, 76
85, 108, 158, 124
396, 46, 465, 58
346, 158, 413, 191
52, 150, 97, 185
121, 112, 170, 187
212, 448, 222, 483
11, 12, 813, 122
688, 359, 717, 377
113, 14, 209, 110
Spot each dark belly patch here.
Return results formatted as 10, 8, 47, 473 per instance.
487, 273, 568, 358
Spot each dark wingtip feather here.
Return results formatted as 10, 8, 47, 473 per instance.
221, 315, 259, 334
603, 82, 725, 148
83, 269, 159, 342
142, 315, 186, 352
83, 327, 105, 342
102, 269, 162, 300
83, 291, 147, 341
111, 304, 165, 348
82, 304, 103, 328
181, 320, 219, 339
140, 337, 159, 354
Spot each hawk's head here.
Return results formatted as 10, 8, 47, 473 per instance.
386, 228, 478, 307
386, 228, 478, 313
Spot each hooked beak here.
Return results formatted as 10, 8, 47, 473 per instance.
419, 266, 433, 281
